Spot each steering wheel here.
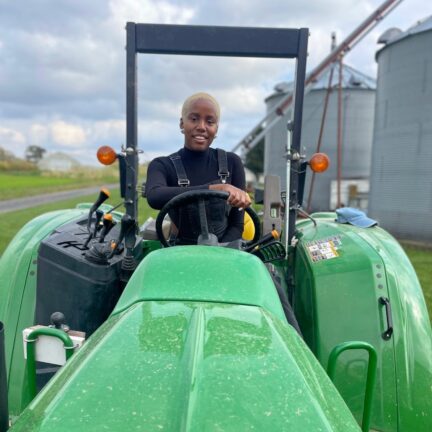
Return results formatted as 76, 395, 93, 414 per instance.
155, 189, 261, 247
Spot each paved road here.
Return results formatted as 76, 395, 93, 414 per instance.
0, 184, 118, 214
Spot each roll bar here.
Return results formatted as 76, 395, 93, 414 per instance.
125, 22, 309, 242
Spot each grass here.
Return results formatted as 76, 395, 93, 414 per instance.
0, 197, 431, 319
0, 169, 119, 201
404, 246, 432, 318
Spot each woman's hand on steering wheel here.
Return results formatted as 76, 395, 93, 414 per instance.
155, 189, 261, 247
209, 184, 251, 209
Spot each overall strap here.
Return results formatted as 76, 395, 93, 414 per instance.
169, 152, 190, 187
216, 148, 230, 184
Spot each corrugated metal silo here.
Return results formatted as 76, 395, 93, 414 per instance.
368, 16, 432, 241
264, 63, 376, 211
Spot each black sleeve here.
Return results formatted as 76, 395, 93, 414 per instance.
221, 153, 246, 242
146, 159, 209, 210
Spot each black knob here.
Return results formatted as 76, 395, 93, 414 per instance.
50, 312, 66, 329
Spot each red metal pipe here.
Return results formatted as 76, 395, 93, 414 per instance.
307, 65, 335, 212
277, 0, 402, 115
233, 0, 403, 154
337, 56, 344, 208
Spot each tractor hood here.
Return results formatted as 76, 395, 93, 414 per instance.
10, 247, 360, 431
11, 301, 359, 431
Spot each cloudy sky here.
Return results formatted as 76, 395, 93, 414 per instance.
0, 0, 429, 164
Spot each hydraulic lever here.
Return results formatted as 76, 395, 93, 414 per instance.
109, 214, 136, 259
86, 188, 110, 232
84, 210, 103, 248
93, 210, 104, 236
84, 188, 110, 247
99, 214, 116, 243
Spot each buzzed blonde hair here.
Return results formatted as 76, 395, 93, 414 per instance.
181, 92, 220, 122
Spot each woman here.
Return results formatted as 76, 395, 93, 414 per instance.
146, 92, 251, 244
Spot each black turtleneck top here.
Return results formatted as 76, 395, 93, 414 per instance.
146, 147, 245, 242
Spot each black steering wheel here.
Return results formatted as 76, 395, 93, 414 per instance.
155, 189, 261, 247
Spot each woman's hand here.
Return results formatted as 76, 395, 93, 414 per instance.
209, 183, 251, 209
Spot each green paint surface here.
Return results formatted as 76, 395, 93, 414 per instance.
3, 207, 432, 431
114, 246, 287, 322
10, 301, 360, 431
295, 214, 432, 431
0, 209, 88, 415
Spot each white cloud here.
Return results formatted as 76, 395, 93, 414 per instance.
29, 124, 49, 146
108, 0, 195, 26
140, 150, 168, 163
0, 126, 26, 145
92, 120, 125, 141
0, 126, 27, 155
0, 0, 429, 159
51, 121, 87, 148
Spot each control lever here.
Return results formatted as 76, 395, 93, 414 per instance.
109, 214, 135, 258
49, 312, 69, 332
87, 188, 110, 232
84, 209, 103, 248
99, 214, 116, 243
84, 188, 110, 247
244, 230, 280, 253
93, 210, 104, 236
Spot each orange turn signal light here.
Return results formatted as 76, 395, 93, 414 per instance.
309, 153, 330, 173
97, 146, 117, 165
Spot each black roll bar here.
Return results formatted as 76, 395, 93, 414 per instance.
125, 22, 309, 242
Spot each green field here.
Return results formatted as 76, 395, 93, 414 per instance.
0, 195, 431, 319
403, 246, 432, 318
0, 170, 118, 200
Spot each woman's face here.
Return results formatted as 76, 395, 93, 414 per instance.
180, 98, 219, 151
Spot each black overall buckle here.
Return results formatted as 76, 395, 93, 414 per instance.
218, 171, 230, 184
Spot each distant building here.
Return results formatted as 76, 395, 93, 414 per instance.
368, 16, 432, 242
264, 63, 376, 212
38, 152, 81, 172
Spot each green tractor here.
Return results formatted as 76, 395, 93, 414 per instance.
0, 23, 431, 432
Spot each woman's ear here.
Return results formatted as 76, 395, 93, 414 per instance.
179, 118, 184, 132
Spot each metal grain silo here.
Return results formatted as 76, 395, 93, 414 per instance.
264, 63, 376, 212
368, 16, 432, 241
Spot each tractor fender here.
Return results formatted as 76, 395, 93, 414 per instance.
0, 208, 87, 415
294, 214, 432, 431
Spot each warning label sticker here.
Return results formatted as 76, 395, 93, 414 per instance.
305, 235, 342, 263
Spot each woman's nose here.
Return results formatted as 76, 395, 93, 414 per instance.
196, 119, 206, 130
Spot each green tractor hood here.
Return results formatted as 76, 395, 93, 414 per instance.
10, 247, 360, 431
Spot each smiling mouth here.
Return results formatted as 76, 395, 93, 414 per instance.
193, 135, 208, 142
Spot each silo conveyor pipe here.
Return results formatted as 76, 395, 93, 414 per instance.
232, 0, 404, 154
